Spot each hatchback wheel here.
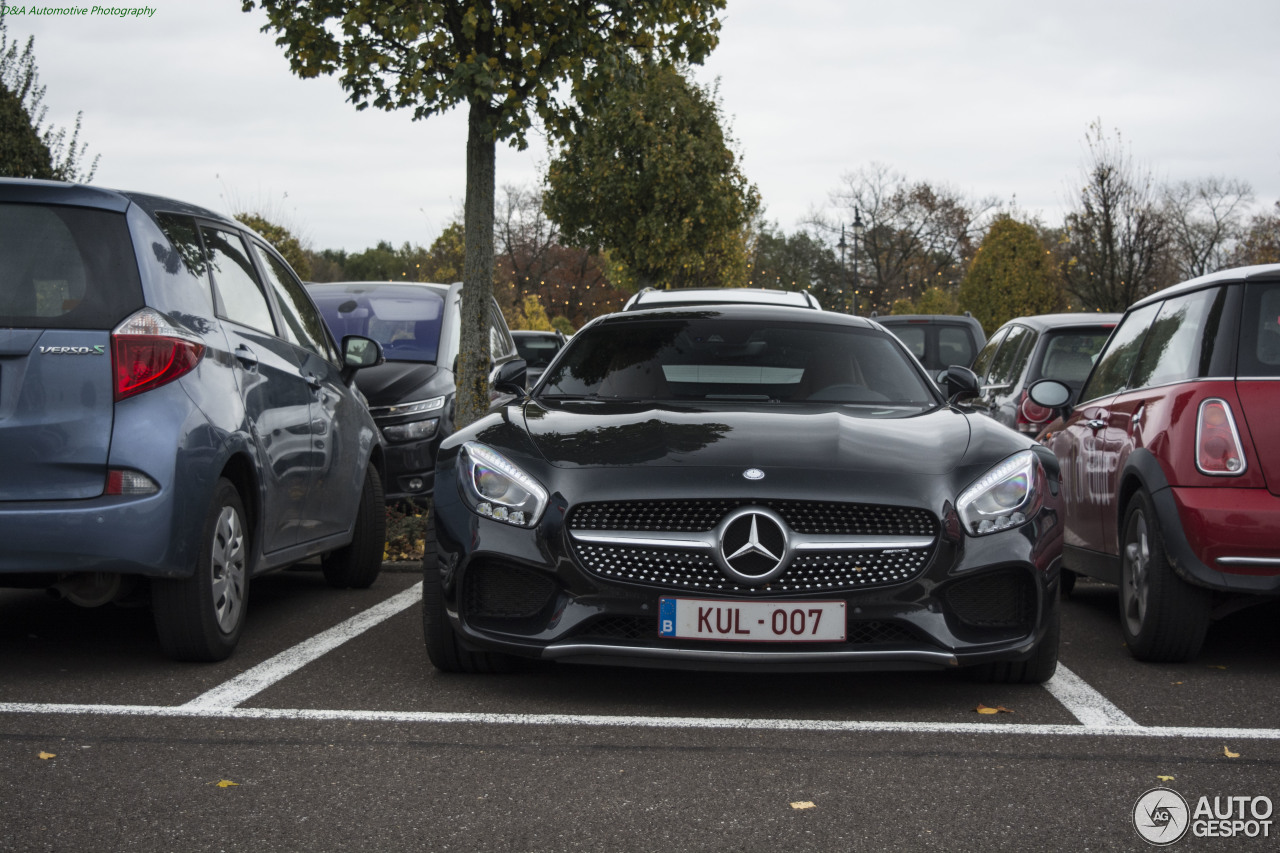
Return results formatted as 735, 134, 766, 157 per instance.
322, 464, 386, 589
152, 478, 248, 662
1119, 490, 1211, 662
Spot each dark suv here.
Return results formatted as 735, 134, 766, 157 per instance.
307, 281, 524, 503
873, 313, 986, 380
1034, 264, 1280, 661
0, 179, 387, 661
969, 313, 1120, 436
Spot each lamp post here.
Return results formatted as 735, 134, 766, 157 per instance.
851, 208, 864, 316
837, 210, 865, 316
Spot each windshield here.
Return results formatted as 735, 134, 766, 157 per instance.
540, 317, 939, 409
309, 284, 444, 363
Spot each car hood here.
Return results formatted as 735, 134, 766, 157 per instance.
520, 400, 973, 474
354, 361, 448, 408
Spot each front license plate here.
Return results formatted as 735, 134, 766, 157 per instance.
658, 598, 846, 642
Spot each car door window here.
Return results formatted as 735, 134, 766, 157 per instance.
202, 226, 275, 334
986, 325, 1034, 388
489, 304, 515, 362
1130, 287, 1223, 389
970, 327, 1007, 381
1079, 302, 1161, 402
251, 241, 336, 361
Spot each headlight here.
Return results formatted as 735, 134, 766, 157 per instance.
956, 450, 1042, 536
457, 442, 548, 527
382, 419, 439, 443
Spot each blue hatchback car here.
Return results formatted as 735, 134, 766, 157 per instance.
0, 179, 387, 661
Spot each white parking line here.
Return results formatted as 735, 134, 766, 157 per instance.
2, 701, 1280, 740
4, 582, 1275, 741
181, 583, 423, 710
1045, 665, 1139, 728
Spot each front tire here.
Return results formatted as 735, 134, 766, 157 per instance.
1119, 490, 1211, 662
969, 599, 1060, 684
421, 503, 514, 674
322, 464, 386, 590
152, 478, 249, 662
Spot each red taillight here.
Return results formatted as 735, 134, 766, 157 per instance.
1196, 398, 1247, 476
112, 309, 205, 401
1016, 391, 1053, 434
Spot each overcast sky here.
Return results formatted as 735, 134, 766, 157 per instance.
13, 1, 1280, 253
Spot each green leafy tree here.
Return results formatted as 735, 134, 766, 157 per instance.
960, 216, 1064, 334
893, 286, 961, 316
244, 0, 724, 427
543, 63, 759, 291
0, 9, 97, 181
748, 224, 842, 309
235, 213, 313, 279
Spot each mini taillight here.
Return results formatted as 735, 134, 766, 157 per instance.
1016, 391, 1053, 434
112, 309, 205, 401
1196, 398, 1247, 476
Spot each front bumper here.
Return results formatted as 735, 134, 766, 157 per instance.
432, 486, 1062, 673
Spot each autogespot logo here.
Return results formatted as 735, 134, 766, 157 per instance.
1134, 788, 1190, 846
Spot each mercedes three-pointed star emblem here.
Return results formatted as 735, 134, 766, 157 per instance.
713, 506, 791, 585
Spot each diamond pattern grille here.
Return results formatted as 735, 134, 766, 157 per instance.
570, 499, 936, 537
569, 499, 938, 595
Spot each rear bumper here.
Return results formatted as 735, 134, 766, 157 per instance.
0, 492, 191, 580
1156, 485, 1280, 594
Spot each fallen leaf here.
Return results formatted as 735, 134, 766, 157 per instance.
1208, 665, 1228, 670
1224, 746, 1240, 759
214, 780, 240, 788
1158, 775, 1175, 782
790, 801, 816, 810
1171, 681, 1183, 685
37, 752, 55, 760
975, 704, 1014, 714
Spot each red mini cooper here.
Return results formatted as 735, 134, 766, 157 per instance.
1031, 264, 1280, 662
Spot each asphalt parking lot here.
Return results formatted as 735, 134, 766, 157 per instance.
2, 565, 1278, 852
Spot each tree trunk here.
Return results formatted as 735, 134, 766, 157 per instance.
456, 99, 497, 429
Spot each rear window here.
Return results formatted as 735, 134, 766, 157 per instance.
0, 203, 142, 329
1239, 282, 1280, 378
309, 284, 445, 363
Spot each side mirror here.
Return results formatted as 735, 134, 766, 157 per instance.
1028, 378, 1074, 419
492, 358, 528, 398
340, 334, 383, 384
943, 364, 980, 403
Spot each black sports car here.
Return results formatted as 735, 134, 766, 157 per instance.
425, 305, 1064, 682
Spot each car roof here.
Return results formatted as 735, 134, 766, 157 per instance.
1129, 263, 1280, 310
0, 178, 236, 225
996, 312, 1123, 331
306, 280, 452, 295
872, 313, 983, 329
623, 287, 821, 310
593, 302, 878, 329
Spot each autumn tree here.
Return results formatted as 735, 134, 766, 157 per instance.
959, 216, 1064, 334
1229, 202, 1280, 267
543, 62, 759, 291
1163, 176, 1254, 280
1061, 122, 1170, 311
0, 9, 97, 181
494, 182, 625, 328
817, 164, 996, 313
244, 0, 724, 427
